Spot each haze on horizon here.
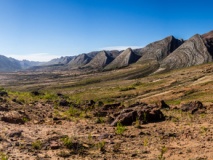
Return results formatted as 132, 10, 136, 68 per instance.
0, 0, 213, 62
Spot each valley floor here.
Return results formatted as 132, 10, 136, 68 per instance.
0, 63, 213, 160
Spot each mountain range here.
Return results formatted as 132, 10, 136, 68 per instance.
0, 30, 213, 73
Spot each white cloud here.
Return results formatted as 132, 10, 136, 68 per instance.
100, 46, 143, 51
7, 53, 59, 62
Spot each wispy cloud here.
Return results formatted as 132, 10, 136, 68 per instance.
7, 53, 59, 62
100, 46, 143, 51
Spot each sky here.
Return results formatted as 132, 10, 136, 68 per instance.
0, 0, 213, 62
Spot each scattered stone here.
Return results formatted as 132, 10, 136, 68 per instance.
7, 130, 23, 137
31, 91, 42, 96
0, 91, 8, 96
50, 141, 61, 150
85, 100, 95, 107
59, 99, 70, 106
57, 93, 64, 97
156, 100, 170, 109
181, 101, 206, 114
0, 105, 9, 111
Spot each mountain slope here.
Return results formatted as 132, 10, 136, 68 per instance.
0, 55, 22, 72
43, 56, 74, 66
68, 54, 92, 68
84, 51, 116, 69
104, 48, 141, 70
136, 36, 183, 63
158, 34, 212, 71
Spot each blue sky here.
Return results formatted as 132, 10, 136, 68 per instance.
0, 0, 213, 61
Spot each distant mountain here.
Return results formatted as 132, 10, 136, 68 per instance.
104, 48, 141, 70
42, 56, 74, 66
158, 33, 213, 71
19, 60, 43, 69
0, 55, 21, 72
68, 54, 92, 68
136, 36, 183, 63
0, 30, 213, 73
0, 55, 42, 72
85, 51, 119, 69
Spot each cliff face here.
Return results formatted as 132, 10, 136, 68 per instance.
159, 34, 212, 71
202, 30, 213, 57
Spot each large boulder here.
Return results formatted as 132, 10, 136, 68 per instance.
94, 103, 122, 117
110, 103, 165, 126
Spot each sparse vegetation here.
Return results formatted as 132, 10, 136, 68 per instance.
32, 140, 42, 150
158, 146, 167, 160
61, 136, 73, 149
0, 152, 8, 160
96, 141, 106, 152
0, 60, 213, 159
115, 122, 126, 135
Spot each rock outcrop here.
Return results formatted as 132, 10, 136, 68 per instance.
181, 101, 206, 114
110, 103, 165, 126
104, 48, 141, 70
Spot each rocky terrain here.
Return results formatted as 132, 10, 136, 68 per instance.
0, 59, 212, 159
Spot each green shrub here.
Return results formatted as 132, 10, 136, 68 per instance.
0, 152, 8, 160
32, 140, 42, 150
115, 122, 126, 135
61, 136, 73, 149
96, 141, 106, 152
158, 146, 167, 160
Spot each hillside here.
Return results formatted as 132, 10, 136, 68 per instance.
158, 34, 212, 71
